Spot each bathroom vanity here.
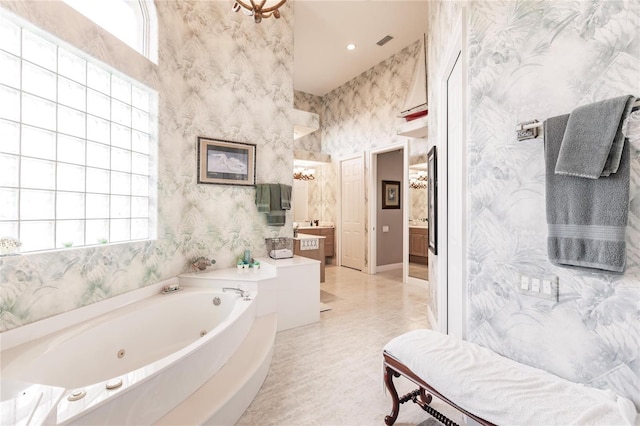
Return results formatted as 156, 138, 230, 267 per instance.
295, 226, 335, 259
293, 233, 326, 282
409, 225, 428, 265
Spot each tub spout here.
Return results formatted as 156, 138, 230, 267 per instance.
222, 287, 251, 301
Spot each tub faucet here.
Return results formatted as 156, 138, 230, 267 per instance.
223, 287, 251, 301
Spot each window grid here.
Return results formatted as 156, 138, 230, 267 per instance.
0, 19, 155, 253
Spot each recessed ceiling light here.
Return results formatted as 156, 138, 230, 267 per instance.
346, 43, 356, 51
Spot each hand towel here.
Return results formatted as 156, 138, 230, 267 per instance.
555, 95, 635, 179
280, 184, 292, 210
266, 184, 286, 226
255, 184, 270, 213
269, 183, 281, 211
545, 114, 630, 272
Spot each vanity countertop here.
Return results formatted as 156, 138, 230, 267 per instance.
409, 225, 428, 229
294, 233, 326, 240
297, 226, 334, 230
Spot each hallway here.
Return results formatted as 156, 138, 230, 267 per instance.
237, 265, 441, 426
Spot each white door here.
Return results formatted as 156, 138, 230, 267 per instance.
446, 51, 465, 338
341, 156, 364, 270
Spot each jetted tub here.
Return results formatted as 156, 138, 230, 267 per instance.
1, 286, 257, 425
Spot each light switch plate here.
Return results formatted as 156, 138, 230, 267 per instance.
382, 225, 389, 233
516, 273, 558, 302
520, 276, 529, 290
531, 278, 541, 292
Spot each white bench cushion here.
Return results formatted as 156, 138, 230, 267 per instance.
384, 329, 637, 425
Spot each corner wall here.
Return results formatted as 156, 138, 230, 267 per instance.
0, 1, 294, 332
428, 0, 640, 408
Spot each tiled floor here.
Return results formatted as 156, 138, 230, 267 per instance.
236, 265, 445, 426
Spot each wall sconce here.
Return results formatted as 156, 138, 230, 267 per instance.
232, 0, 287, 23
294, 167, 316, 181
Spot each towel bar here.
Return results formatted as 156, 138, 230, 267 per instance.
515, 99, 640, 141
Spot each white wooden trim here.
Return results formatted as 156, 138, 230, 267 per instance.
436, 8, 468, 339
376, 262, 403, 272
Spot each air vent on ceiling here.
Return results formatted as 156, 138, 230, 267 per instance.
376, 35, 393, 46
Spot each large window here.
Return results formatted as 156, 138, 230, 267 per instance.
0, 13, 157, 253
62, 0, 158, 63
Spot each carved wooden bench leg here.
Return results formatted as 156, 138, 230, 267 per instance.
384, 366, 401, 425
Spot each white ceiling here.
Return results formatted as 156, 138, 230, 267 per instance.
293, 1, 429, 97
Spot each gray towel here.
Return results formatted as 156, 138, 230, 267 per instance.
555, 95, 635, 179
255, 184, 270, 213
266, 210, 286, 226
280, 184, 292, 210
545, 114, 630, 272
267, 184, 285, 226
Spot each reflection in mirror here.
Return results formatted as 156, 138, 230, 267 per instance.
408, 163, 428, 281
292, 160, 324, 224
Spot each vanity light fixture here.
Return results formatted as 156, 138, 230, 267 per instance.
232, 0, 286, 23
346, 43, 357, 51
293, 167, 316, 181
409, 171, 427, 189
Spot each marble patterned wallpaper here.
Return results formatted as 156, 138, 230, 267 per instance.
429, 0, 640, 408
0, 0, 294, 331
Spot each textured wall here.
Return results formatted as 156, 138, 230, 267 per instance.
429, 0, 640, 408
0, 0, 294, 331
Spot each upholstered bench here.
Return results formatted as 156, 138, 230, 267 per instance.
383, 329, 637, 426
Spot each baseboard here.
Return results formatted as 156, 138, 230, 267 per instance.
376, 263, 403, 273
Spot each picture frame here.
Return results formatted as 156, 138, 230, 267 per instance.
427, 146, 438, 254
197, 137, 256, 186
382, 180, 401, 209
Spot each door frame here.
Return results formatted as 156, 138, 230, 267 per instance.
367, 142, 409, 278
337, 153, 366, 271
436, 9, 467, 338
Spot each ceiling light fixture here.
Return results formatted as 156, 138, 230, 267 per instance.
232, 0, 286, 23
346, 43, 356, 51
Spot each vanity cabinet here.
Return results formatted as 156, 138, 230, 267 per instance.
295, 227, 334, 258
409, 227, 428, 265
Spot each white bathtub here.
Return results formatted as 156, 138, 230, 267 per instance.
1, 286, 257, 425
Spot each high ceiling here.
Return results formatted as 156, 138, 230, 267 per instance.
293, 1, 430, 97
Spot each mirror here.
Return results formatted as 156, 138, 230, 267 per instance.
408, 163, 428, 281
293, 160, 325, 224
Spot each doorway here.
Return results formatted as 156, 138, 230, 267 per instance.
368, 142, 409, 278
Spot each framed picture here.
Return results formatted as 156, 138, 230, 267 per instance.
382, 180, 401, 209
428, 146, 438, 254
197, 137, 256, 186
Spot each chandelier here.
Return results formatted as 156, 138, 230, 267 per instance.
232, 0, 287, 23
293, 167, 316, 181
